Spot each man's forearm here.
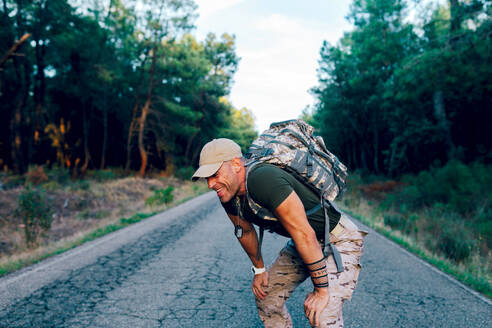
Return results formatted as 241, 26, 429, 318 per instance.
290, 230, 324, 265
273, 192, 330, 292
227, 213, 265, 268
291, 232, 329, 292
237, 223, 264, 268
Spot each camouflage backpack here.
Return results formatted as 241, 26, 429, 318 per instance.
243, 119, 348, 272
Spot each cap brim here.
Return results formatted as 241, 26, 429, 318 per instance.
191, 162, 223, 181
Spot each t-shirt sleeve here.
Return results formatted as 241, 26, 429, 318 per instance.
247, 165, 294, 213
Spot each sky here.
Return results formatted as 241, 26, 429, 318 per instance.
192, 0, 355, 133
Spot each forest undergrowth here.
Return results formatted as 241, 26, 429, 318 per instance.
339, 161, 491, 298
0, 166, 208, 277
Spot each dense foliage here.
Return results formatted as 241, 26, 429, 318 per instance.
311, 0, 491, 176
380, 161, 492, 259
344, 162, 492, 295
0, 0, 256, 177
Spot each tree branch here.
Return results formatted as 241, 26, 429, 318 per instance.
0, 33, 31, 69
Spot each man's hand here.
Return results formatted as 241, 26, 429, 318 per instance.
304, 289, 330, 327
251, 271, 269, 300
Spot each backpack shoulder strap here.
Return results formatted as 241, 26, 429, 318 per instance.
322, 193, 344, 273
245, 162, 278, 222
244, 161, 266, 261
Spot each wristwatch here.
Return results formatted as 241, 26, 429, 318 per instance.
251, 265, 266, 275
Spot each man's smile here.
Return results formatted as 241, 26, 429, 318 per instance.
215, 187, 225, 197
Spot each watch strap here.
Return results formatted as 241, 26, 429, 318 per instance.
251, 265, 266, 275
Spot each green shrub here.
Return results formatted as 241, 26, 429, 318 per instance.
70, 179, 90, 191
175, 166, 195, 180
429, 202, 447, 216
384, 213, 419, 235
440, 162, 476, 214
436, 227, 475, 263
42, 180, 62, 191
45, 166, 70, 185
413, 170, 443, 206
407, 214, 419, 235
2, 175, 25, 189
398, 185, 422, 211
384, 213, 406, 231
145, 186, 174, 206
392, 161, 491, 218
378, 194, 394, 211
106, 167, 125, 178
419, 161, 480, 214
17, 185, 53, 246
88, 169, 115, 181
476, 204, 491, 222
477, 220, 492, 249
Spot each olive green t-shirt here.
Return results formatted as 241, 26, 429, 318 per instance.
222, 164, 341, 240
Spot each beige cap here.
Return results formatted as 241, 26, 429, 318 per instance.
192, 138, 242, 181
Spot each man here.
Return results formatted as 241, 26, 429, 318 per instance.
192, 138, 366, 328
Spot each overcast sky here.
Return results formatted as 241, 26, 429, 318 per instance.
192, 0, 355, 132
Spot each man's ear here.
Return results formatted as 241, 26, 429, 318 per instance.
231, 157, 243, 173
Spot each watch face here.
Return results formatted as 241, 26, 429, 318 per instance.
251, 266, 255, 273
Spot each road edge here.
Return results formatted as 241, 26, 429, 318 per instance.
0, 191, 217, 309
350, 215, 492, 306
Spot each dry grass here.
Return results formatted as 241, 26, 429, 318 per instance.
0, 175, 209, 272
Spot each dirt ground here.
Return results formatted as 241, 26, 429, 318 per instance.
0, 175, 207, 259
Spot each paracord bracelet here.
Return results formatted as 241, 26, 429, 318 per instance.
306, 257, 329, 288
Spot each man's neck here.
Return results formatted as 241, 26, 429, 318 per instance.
237, 186, 246, 196
236, 165, 247, 196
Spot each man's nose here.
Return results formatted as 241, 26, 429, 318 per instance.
207, 177, 215, 189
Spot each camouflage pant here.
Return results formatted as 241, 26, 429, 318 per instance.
256, 214, 367, 328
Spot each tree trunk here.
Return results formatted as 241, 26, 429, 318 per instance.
2, 0, 7, 21
191, 145, 201, 166
185, 131, 199, 164
352, 141, 356, 170
98, 0, 118, 170
433, 90, 455, 159
360, 148, 368, 173
100, 90, 108, 169
81, 102, 91, 174
138, 98, 150, 177
10, 100, 23, 173
125, 56, 147, 172
373, 125, 380, 173
185, 92, 205, 164
10, 42, 31, 174
33, 36, 46, 165
11, 75, 29, 173
138, 46, 157, 177
165, 153, 174, 176
125, 106, 138, 172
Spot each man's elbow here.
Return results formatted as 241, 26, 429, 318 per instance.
292, 229, 318, 246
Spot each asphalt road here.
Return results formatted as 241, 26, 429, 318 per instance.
0, 192, 490, 327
